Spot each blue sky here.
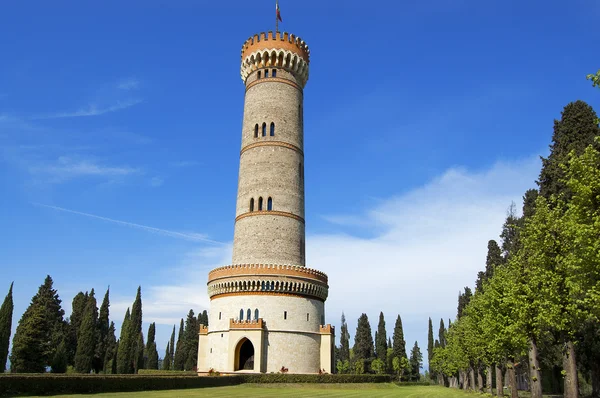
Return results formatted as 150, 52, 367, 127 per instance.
1, 0, 599, 370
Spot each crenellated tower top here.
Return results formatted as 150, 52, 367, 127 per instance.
240, 31, 310, 87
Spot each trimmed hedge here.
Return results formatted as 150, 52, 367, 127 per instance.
137, 369, 197, 376
0, 374, 243, 396
0, 373, 394, 396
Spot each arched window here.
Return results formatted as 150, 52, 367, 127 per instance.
257, 71, 261, 79
254, 124, 258, 138
267, 197, 273, 211
270, 122, 275, 136
249, 198, 254, 212
254, 309, 259, 320
272, 69, 277, 78
246, 309, 251, 321
258, 197, 263, 211
264, 70, 269, 78
262, 123, 266, 137
239, 309, 244, 320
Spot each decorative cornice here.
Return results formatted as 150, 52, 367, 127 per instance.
245, 77, 302, 92
210, 291, 326, 302
230, 318, 264, 329
240, 140, 303, 156
241, 31, 310, 63
235, 210, 304, 224
209, 263, 328, 284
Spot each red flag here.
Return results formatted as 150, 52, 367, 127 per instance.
276, 2, 282, 22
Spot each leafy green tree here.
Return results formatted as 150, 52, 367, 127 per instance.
339, 313, 350, 363
336, 359, 349, 374
173, 318, 185, 370
10, 275, 66, 373
93, 287, 110, 373
145, 323, 158, 369
409, 341, 423, 381
116, 308, 132, 374
371, 358, 386, 374
588, 69, 600, 87
183, 309, 199, 370
353, 313, 374, 362
375, 312, 387, 362
0, 282, 14, 372
75, 289, 98, 373
393, 356, 410, 380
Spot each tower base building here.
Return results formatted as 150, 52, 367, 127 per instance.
197, 31, 334, 374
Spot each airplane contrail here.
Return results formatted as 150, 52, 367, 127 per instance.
32, 202, 224, 245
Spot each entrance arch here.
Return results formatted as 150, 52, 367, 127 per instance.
235, 338, 255, 371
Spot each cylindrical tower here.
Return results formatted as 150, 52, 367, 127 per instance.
232, 31, 310, 266
198, 31, 334, 375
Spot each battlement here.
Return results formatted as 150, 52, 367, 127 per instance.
320, 324, 335, 335
230, 318, 264, 329
242, 31, 310, 63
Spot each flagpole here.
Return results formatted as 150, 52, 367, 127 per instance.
276, 0, 279, 33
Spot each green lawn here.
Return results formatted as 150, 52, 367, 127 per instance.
35, 384, 474, 398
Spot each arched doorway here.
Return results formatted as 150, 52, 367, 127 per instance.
235, 338, 255, 371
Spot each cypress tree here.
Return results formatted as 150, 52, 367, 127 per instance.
146, 323, 158, 370
427, 317, 434, 375
116, 308, 132, 374
438, 318, 446, 348
0, 282, 14, 372
409, 341, 423, 381
10, 275, 65, 372
392, 315, 408, 361
103, 321, 117, 373
111, 340, 118, 375
67, 291, 88, 365
388, 337, 392, 350
93, 287, 110, 373
135, 332, 144, 373
51, 338, 68, 373
353, 313, 374, 361
169, 325, 175, 369
162, 342, 171, 370
339, 313, 350, 363
500, 202, 520, 261
457, 287, 472, 319
173, 318, 185, 370
538, 100, 600, 199
129, 287, 143, 373
184, 309, 199, 371
74, 289, 98, 373
375, 312, 387, 362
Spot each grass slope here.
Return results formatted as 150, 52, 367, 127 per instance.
36, 384, 472, 398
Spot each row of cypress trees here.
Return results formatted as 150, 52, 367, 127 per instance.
335, 311, 422, 380
0, 276, 208, 373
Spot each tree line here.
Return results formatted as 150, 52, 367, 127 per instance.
429, 98, 600, 398
0, 276, 208, 374
334, 311, 423, 380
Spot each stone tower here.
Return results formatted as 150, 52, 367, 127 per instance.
197, 31, 334, 374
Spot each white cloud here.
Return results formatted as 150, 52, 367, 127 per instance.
150, 176, 164, 187
27, 156, 140, 182
118, 78, 140, 91
33, 99, 143, 119
136, 155, 542, 359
